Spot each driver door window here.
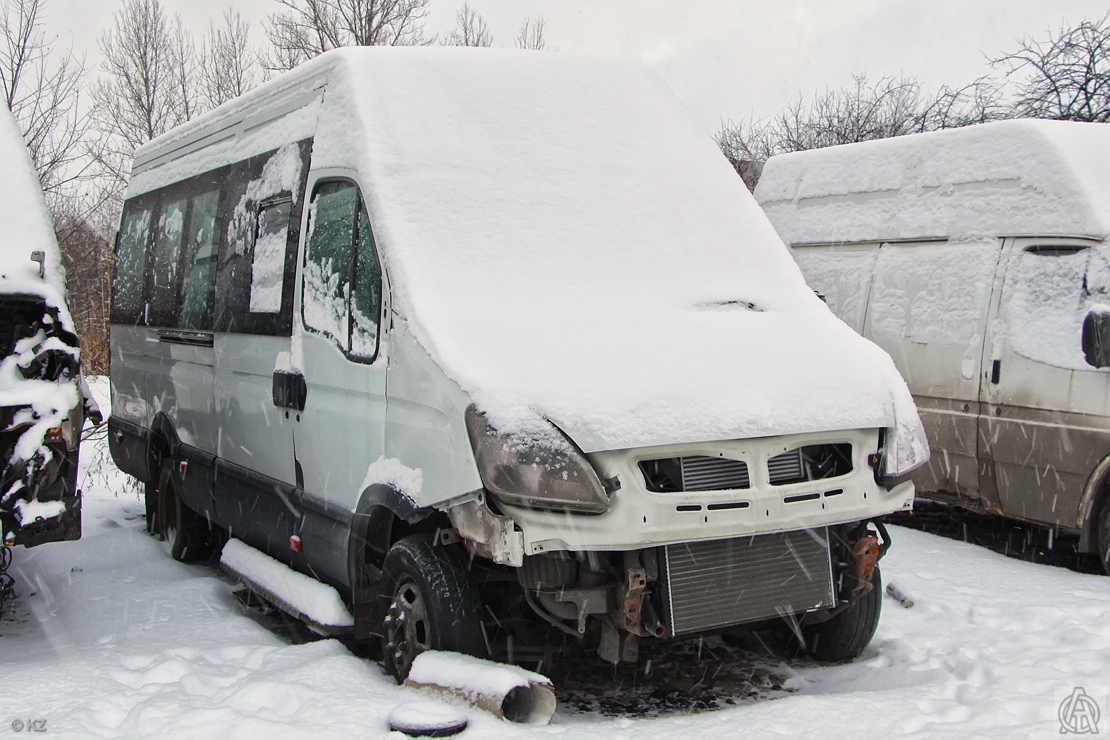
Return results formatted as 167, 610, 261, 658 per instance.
303, 181, 383, 360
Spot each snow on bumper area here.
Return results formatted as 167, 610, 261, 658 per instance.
2, 381, 1109, 738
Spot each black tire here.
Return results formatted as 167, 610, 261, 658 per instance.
154, 462, 215, 562
379, 535, 487, 682
144, 479, 158, 535
1097, 502, 1110, 576
803, 566, 883, 662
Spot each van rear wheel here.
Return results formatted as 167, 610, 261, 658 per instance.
379, 535, 487, 682
154, 462, 215, 562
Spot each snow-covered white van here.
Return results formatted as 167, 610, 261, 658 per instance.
0, 107, 87, 549
109, 48, 925, 676
756, 120, 1110, 573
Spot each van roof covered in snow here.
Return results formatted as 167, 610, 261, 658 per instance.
130, 48, 916, 451
755, 119, 1110, 245
0, 107, 71, 328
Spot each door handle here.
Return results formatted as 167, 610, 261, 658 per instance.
990, 360, 1001, 384
272, 371, 308, 411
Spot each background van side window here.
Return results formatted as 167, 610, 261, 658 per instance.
1002, 246, 1104, 370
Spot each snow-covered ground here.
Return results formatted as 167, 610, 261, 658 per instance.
2, 379, 1108, 738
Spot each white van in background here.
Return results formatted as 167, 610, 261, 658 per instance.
755, 120, 1110, 572
0, 106, 90, 551
109, 48, 926, 677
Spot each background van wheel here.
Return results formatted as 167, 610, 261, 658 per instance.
803, 566, 883, 662
379, 535, 487, 682
154, 462, 216, 562
1097, 502, 1110, 576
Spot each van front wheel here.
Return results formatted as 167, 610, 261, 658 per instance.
803, 566, 882, 662
379, 535, 487, 682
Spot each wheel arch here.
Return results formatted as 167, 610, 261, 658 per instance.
347, 482, 451, 639
145, 411, 180, 483
1077, 453, 1110, 552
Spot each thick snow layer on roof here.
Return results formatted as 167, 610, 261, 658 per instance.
756, 119, 1110, 245
0, 107, 71, 327
310, 48, 912, 448
125, 48, 916, 449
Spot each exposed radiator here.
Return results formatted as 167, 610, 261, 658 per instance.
680, 456, 751, 491
662, 529, 835, 636
767, 448, 804, 485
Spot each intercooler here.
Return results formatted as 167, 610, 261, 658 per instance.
661, 529, 835, 636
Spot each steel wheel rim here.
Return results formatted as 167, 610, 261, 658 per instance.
386, 574, 431, 677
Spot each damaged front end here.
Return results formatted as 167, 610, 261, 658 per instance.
0, 295, 86, 548
511, 521, 888, 664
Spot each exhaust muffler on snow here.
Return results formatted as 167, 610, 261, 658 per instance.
404, 651, 557, 724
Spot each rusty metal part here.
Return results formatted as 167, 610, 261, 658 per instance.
852, 535, 880, 589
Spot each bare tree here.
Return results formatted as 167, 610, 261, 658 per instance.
90, 0, 198, 194
54, 207, 112, 374
444, 2, 491, 47
169, 15, 199, 122
515, 16, 545, 51
265, 0, 430, 71
0, 0, 89, 197
993, 15, 1110, 122
717, 74, 1007, 191
200, 9, 262, 109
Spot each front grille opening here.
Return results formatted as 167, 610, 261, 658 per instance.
767, 444, 852, 486
640, 456, 751, 492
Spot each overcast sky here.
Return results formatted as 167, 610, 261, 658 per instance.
44, 0, 1110, 132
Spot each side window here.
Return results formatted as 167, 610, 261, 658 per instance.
148, 198, 187, 326
214, 140, 310, 336
792, 246, 877, 333
249, 197, 292, 313
1003, 245, 1092, 369
870, 240, 999, 346
303, 181, 357, 346
180, 189, 220, 330
351, 203, 383, 359
112, 206, 152, 324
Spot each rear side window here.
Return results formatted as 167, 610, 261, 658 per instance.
180, 189, 220, 329
112, 206, 152, 324
112, 139, 311, 335
249, 197, 293, 313
148, 198, 186, 326
303, 180, 383, 361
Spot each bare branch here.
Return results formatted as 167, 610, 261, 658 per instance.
992, 15, 1110, 122
0, 0, 90, 196
515, 16, 546, 51
200, 9, 261, 109
265, 0, 431, 72
443, 2, 491, 47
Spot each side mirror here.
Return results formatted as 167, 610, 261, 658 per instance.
1082, 307, 1110, 368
